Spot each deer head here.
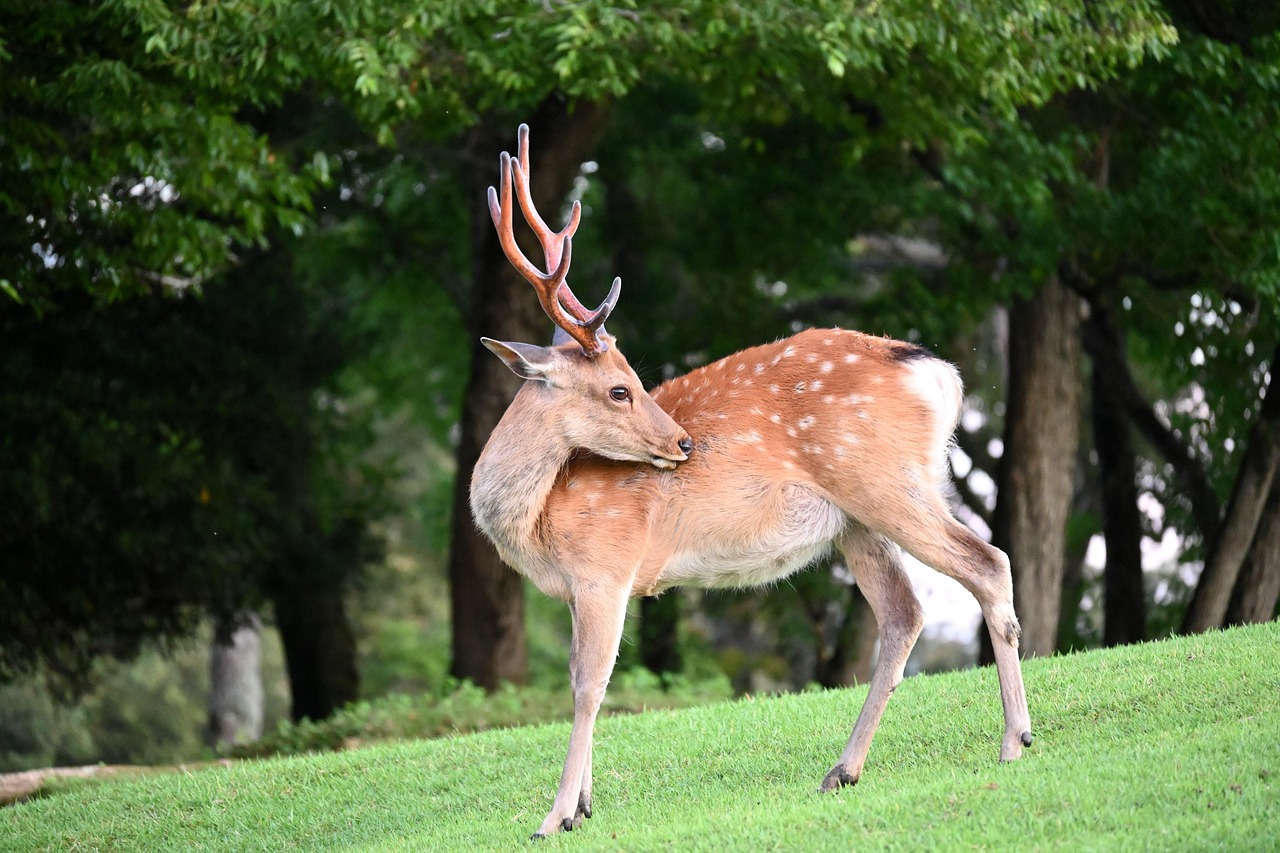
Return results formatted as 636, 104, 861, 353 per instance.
481, 125, 692, 470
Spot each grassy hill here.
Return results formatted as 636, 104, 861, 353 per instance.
3, 622, 1277, 851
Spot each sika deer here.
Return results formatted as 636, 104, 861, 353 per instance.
469, 125, 1032, 839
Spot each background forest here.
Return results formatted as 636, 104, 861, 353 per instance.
2, 0, 1278, 772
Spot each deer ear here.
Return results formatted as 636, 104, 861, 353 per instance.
481, 338, 559, 381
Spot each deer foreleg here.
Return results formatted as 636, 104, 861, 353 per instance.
821, 528, 923, 791
533, 583, 629, 839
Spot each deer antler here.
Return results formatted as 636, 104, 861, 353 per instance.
488, 124, 619, 356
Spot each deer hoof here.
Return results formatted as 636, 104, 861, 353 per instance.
1021, 730, 1033, 747
819, 766, 859, 792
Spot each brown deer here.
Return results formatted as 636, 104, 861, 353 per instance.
470, 125, 1032, 839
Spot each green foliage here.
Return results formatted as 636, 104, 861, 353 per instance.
0, 626, 291, 773
4, 624, 1275, 849
1, 0, 1173, 308
0, 1, 322, 307
234, 667, 733, 760
0, 261, 384, 686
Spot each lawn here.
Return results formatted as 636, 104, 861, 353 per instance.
3, 622, 1277, 851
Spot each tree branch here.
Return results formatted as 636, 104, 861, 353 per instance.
1079, 296, 1223, 543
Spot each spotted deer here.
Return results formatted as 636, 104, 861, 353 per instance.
470, 125, 1032, 839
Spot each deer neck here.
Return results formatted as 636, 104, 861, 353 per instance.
470, 382, 572, 561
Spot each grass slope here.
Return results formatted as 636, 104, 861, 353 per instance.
4, 623, 1277, 852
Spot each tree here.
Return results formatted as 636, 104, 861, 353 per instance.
927, 2, 1280, 648
208, 613, 264, 750
0, 250, 384, 708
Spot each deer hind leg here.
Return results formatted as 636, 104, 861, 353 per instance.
533, 583, 629, 839
821, 525, 924, 791
882, 503, 1033, 762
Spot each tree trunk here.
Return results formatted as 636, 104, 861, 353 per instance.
1183, 344, 1280, 633
273, 585, 358, 722
207, 611, 264, 750
987, 276, 1082, 659
1079, 294, 1222, 543
447, 99, 610, 690
638, 595, 683, 675
1087, 312, 1146, 646
1225, 480, 1280, 625
813, 583, 875, 687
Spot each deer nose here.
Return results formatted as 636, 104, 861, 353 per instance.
678, 437, 693, 455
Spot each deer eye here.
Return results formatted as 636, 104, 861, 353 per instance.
609, 386, 631, 403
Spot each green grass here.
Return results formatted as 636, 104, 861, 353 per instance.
4, 623, 1278, 851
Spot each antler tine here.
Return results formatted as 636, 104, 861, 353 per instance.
490, 124, 616, 355
513, 125, 581, 274
510, 151, 618, 332
488, 140, 607, 355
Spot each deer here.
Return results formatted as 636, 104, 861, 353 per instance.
469, 124, 1033, 840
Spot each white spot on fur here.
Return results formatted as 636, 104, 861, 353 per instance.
820, 361, 833, 373
811, 380, 823, 392
844, 353, 860, 364
798, 416, 816, 429
768, 384, 780, 394
769, 414, 781, 424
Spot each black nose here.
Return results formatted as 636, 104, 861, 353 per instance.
678, 437, 693, 455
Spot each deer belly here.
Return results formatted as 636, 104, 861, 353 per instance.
660, 486, 847, 590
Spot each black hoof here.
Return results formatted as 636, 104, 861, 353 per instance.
530, 833, 545, 841
560, 817, 576, 832
820, 767, 859, 792
1021, 731, 1034, 747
